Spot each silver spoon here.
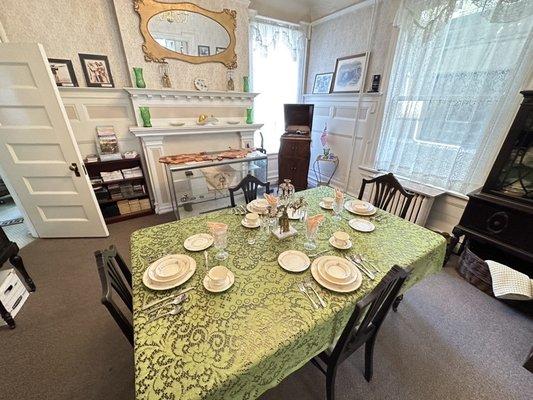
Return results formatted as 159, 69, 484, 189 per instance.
147, 293, 187, 314
148, 305, 182, 323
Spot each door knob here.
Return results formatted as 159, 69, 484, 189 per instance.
69, 162, 80, 177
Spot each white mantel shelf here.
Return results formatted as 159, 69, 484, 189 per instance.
130, 123, 264, 138
124, 87, 259, 106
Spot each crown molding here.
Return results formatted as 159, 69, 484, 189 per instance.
311, 0, 376, 27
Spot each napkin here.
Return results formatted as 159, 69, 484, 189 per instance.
334, 188, 344, 203
307, 214, 324, 231
264, 193, 279, 207
208, 222, 228, 234
486, 260, 532, 301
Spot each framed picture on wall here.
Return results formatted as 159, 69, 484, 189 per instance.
48, 58, 78, 87
331, 53, 368, 93
312, 72, 333, 94
78, 53, 114, 88
198, 45, 210, 56
216, 47, 226, 54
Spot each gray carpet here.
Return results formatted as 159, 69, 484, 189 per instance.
1, 213, 531, 400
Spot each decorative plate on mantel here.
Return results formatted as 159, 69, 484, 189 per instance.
194, 78, 208, 91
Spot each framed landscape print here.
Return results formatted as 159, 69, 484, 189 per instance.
48, 58, 78, 87
78, 53, 114, 88
332, 53, 368, 93
313, 72, 333, 94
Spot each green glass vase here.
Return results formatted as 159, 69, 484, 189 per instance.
246, 108, 254, 124
133, 67, 146, 88
140, 107, 152, 127
243, 76, 250, 93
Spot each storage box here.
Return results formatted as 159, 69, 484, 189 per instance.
0, 269, 30, 326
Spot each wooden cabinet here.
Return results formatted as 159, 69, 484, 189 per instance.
278, 135, 311, 191
278, 104, 314, 191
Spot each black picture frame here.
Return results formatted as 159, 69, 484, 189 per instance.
312, 72, 333, 94
48, 58, 78, 87
331, 53, 368, 93
78, 53, 114, 88
198, 45, 210, 56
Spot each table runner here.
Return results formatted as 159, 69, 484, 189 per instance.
131, 186, 446, 399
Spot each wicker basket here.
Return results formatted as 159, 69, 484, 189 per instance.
456, 244, 494, 296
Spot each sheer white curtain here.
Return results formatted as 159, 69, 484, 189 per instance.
375, 0, 533, 193
250, 18, 307, 153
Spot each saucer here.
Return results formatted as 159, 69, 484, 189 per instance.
184, 233, 214, 251
349, 218, 375, 232
319, 201, 333, 210
329, 236, 353, 250
241, 219, 260, 228
278, 250, 311, 272
203, 270, 235, 293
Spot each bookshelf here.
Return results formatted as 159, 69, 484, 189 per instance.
84, 156, 154, 224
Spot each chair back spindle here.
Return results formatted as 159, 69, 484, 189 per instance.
228, 173, 270, 207
94, 245, 133, 345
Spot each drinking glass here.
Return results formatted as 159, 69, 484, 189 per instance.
213, 230, 228, 261
299, 206, 308, 223
332, 199, 343, 222
304, 225, 318, 251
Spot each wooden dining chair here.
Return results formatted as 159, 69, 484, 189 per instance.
310, 265, 409, 400
94, 245, 133, 346
228, 173, 270, 207
358, 173, 415, 220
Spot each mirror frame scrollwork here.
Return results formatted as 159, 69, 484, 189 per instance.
133, 0, 237, 68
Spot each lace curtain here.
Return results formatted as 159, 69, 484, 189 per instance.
250, 19, 307, 152
375, 0, 533, 193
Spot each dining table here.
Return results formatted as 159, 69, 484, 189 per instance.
130, 186, 446, 400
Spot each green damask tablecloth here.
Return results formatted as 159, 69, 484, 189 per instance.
131, 186, 446, 400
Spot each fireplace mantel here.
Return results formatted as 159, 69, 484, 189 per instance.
125, 87, 262, 214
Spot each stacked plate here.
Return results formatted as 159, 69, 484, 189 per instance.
344, 199, 377, 216
247, 199, 269, 214
142, 254, 196, 291
311, 256, 362, 293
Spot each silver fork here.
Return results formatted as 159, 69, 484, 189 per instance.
298, 282, 318, 309
351, 254, 375, 280
148, 305, 183, 323
305, 280, 326, 308
147, 294, 187, 314
357, 253, 379, 273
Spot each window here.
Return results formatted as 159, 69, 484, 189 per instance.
250, 18, 307, 153
375, 0, 533, 193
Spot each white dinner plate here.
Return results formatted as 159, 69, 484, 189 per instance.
184, 233, 214, 251
328, 236, 353, 250
150, 255, 190, 282
203, 270, 235, 293
317, 257, 357, 285
319, 201, 334, 210
143, 255, 196, 291
241, 219, 260, 228
344, 200, 377, 216
311, 256, 362, 293
278, 250, 311, 272
349, 218, 375, 232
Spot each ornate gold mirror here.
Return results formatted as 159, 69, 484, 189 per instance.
134, 0, 237, 68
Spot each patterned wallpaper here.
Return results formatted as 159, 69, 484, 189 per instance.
0, 0, 131, 87
306, 0, 400, 93
113, 0, 250, 91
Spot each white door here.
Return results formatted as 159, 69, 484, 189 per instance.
0, 43, 108, 238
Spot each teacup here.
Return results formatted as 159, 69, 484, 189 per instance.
322, 197, 334, 208
208, 265, 229, 287
332, 231, 350, 247
244, 212, 259, 225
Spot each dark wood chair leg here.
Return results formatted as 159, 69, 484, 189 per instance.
392, 294, 403, 312
364, 335, 377, 382
9, 254, 35, 292
0, 300, 15, 329
326, 366, 337, 400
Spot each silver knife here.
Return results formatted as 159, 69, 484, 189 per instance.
344, 255, 375, 280
350, 255, 376, 280
142, 287, 193, 311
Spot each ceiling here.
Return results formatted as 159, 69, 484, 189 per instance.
249, 0, 365, 23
